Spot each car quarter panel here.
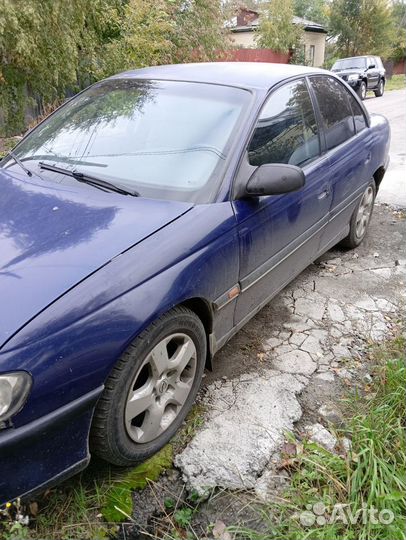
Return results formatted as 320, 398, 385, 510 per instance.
0, 203, 239, 427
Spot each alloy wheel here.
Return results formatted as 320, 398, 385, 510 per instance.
125, 333, 197, 443
355, 186, 374, 239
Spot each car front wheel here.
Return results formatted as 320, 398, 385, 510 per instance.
90, 306, 206, 466
340, 181, 376, 249
374, 79, 385, 97
357, 81, 367, 100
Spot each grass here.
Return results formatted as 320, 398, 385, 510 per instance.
386, 74, 406, 91
229, 337, 406, 540
0, 404, 206, 539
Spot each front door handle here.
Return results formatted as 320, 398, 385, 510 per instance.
317, 189, 330, 200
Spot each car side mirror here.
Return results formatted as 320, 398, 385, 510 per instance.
368, 64, 376, 69
243, 163, 305, 198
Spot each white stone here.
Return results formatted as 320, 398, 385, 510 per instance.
264, 337, 283, 350
327, 302, 346, 323
330, 327, 343, 339
254, 468, 290, 502
272, 349, 317, 376
332, 345, 350, 359
314, 372, 335, 382
283, 317, 313, 333
289, 332, 307, 347
305, 423, 337, 452
337, 368, 353, 380
355, 297, 377, 312
295, 298, 326, 321
371, 268, 392, 279
318, 404, 342, 424
273, 344, 294, 356
375, 298, 396, 313
301, 335, 322, 356
311, 329, 329, 343
340, 437, 352, 453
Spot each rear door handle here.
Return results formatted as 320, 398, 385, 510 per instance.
365, 152, 371, 164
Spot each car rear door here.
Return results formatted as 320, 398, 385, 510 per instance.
367, 56, 380, 88
308, 75, 373, 251
232, 78, 331, 325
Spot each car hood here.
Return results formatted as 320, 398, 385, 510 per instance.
0, 169, 193, 347
333, 69, 363, 76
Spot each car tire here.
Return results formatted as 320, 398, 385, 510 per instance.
340, 180, 376, 249
357, 81, 367, 100
90, 306, 206, 466
374, 78, 385, 97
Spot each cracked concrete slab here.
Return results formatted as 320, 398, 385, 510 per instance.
175, 372, 305, 492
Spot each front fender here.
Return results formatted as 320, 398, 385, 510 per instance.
0, 203, 239, 426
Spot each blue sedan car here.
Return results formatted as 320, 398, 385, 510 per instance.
0, 63, 390, 503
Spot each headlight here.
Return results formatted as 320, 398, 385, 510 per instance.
348, 74, 359, 81
0, 372, 32, 424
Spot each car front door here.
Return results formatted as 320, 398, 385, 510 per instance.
232, 78, 332, 325
308, 75, 373, 250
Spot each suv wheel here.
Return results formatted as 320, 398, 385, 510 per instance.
357, 81, 367, 100
374, 79, 385, 97
90, 306, 206, 466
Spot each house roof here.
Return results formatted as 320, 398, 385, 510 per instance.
112, 62, 326, 91
229, 8, 327, 34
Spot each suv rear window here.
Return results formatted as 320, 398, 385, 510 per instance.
375, 57, 384, 69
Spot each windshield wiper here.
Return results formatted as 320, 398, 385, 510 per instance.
8, 152, 34, 177
38, 161, 139, 197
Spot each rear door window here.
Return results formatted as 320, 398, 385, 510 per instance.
309, 76, 356, 150
350, 97, 367, 133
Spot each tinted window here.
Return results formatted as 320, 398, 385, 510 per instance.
248, 79, 320, 167
310, 76, 355, 150
332, 57, 367, 71
375, 57, 384, 69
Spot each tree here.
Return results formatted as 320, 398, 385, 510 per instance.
256, 0, 304, 53
329, 0, 397, 58
390, 0, 406, 61
293, 0, 329, 25
0, 0, 229, 136
0, 0, 121, 135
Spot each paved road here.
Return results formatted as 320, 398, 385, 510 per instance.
364, 88, 406, 207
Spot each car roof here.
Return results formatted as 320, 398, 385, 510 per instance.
337, 55, 375, 60
110, 62, 327, 91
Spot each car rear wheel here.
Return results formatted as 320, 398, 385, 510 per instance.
357, 81, 367, 100
90, 306, 206, 466
374, 79, 385, 97
340, 180, 376, 249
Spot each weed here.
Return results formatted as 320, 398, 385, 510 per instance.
173, 507, 193, 528
229, 337, 406, 540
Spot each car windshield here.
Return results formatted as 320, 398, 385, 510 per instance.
1, 79, 250, 203
332, 57, 367, 71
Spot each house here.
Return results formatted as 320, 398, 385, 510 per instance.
228, 8, 328, 67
